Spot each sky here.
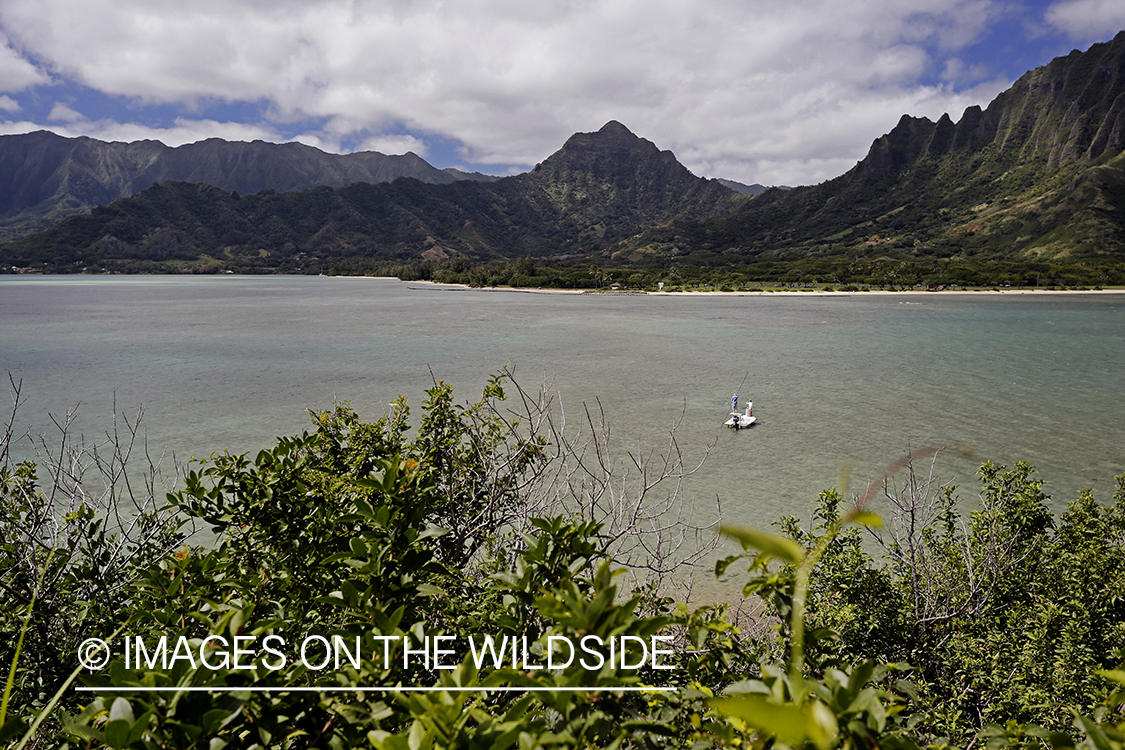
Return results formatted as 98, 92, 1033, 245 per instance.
2, 1, 1125, 187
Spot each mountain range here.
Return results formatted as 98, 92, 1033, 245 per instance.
2, 30, 1125, 277
612, 30, 1125, 269
0, 132, 497, 243
0, 122, 746, 272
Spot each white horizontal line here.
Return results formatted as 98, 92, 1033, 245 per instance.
76, 686, 677, 693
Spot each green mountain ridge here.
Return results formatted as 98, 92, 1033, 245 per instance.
609, 31, 1125, 270
0, 122, 746, 273
0, 131, 497, 243
4, 30, 1125, 278
715, 179, 774, 195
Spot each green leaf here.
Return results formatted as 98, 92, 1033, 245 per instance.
228, 607, 248, 638
852, 511, 883, 528
1047, 731, 1077, 749
108, 697, 134, 724
714, 554, 740, 577
621, 720, 677, 736
202, 708, 233, 734
1075, 715, 1114, 750
1096, 669, 1125, 685
0, 717, 28, 744
103, 718, 132, 749
712, 695, 837, 750
720, 525, 804, 564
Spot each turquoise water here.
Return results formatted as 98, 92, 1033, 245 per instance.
3, 276, 1124, 548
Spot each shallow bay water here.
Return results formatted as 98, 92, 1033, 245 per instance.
4, 275, 1124, 595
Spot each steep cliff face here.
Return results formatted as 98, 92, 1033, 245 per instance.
612, 31, 1125, 263
0, 132, 159, 228
861, 30, 1125, 176
992, 33, 1125, 167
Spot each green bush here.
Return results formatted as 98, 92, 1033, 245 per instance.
5, 377, 1125, 749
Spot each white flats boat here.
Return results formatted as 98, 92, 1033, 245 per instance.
725, 395, 756, 429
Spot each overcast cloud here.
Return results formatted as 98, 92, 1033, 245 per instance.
2, 0, 1124, 186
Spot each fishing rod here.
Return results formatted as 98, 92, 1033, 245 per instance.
736, 370, 749, 396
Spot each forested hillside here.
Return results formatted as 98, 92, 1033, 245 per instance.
0, 122, 745, 273
4, 34, 1125, 285
0, 131, 495, 242
611, 31, 1125, 269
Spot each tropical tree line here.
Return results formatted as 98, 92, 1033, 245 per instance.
2, 371, 1124, 749
326, 255, 1125, 292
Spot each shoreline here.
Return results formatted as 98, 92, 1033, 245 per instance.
10, 276, 1121, 297
396, 278, 1125, 297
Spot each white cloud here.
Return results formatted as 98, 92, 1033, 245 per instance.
356, 133, 427, 156
939, 57, 991, 84
0, 95, 20, 112
88, 118, 284, 146
0, 116, 283, 147
1045, 0, 1125, 42
0, 119, 45, 136
0, 0, 1072, 185
47, 102, 84, 122
0, 31, 48, 92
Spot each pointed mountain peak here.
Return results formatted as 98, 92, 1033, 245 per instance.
598, 120, 634, 136
545, 121, 663, 167
553, 120, 649, 151
516, 121, 742, 225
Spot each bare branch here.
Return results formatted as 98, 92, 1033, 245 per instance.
487, 369, 721, 596
863, 449, 1046, 632
1, 378, 197, 670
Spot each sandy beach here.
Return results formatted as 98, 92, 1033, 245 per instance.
393, 278, 1125, 297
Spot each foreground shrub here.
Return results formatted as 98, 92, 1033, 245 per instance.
2, 375, 1125, 748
